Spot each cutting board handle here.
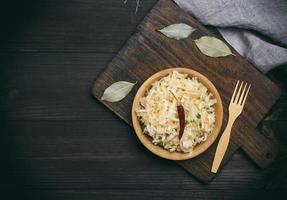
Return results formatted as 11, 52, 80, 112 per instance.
238, 128, 278, 168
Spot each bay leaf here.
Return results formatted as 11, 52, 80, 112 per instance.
194, 36, 235, 57
158, 23, 196, 40
101, 81, 136, 102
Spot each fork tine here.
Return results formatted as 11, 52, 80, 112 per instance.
231, 80, 239, 103
238, 82, 247, 105
234, 81, 243, 104
241, 84, 251, 106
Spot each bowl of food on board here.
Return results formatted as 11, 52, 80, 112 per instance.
132, 67, 223, 160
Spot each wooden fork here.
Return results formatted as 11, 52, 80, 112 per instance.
211, 81, 251, 173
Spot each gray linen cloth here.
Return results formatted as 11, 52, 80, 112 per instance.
174, 0, 287, 73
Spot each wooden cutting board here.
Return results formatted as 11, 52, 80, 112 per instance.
92, 0, 281, 182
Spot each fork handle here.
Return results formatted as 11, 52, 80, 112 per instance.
211, 118, 235, 173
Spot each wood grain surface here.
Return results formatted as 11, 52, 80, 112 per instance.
93, 0, 281, 182
1, 0, 287, 199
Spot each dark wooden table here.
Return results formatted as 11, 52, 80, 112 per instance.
0, 0, 287, 199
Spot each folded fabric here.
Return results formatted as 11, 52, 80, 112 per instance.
174, 0, 287, 73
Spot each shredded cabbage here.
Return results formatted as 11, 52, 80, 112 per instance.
136, 70, 216, 152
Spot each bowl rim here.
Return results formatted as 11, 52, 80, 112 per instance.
131, 67, 223, 160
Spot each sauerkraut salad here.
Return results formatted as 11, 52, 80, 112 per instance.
136, 70, 216, 153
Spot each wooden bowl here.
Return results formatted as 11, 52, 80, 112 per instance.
132, 67, 223, 160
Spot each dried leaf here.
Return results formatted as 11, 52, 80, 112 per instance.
194, 36, 235, 57
100, 81, 136, 102
158, 23, 196, 40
